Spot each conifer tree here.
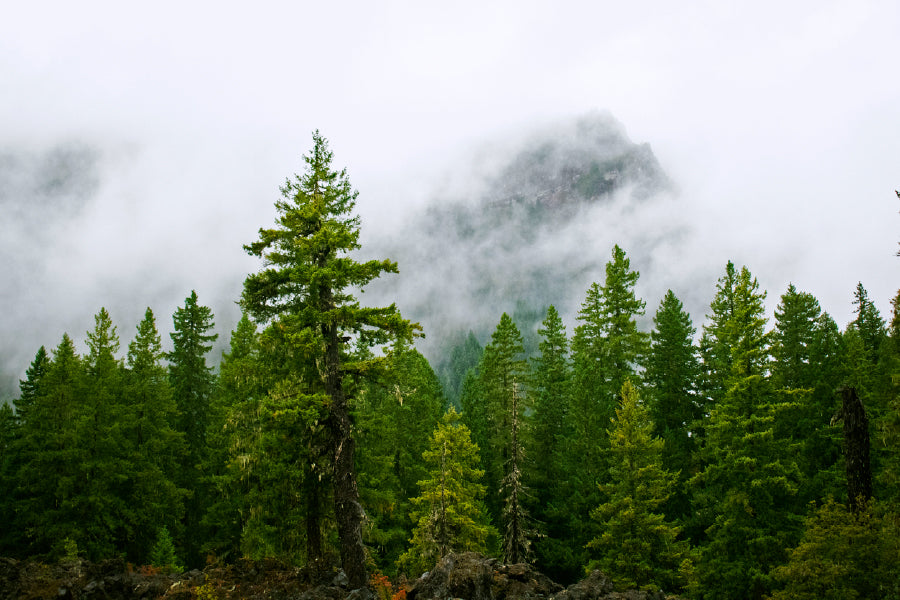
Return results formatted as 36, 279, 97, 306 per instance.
169, 291, 218, 467
600, 245, 649, 397
125, 308, 185, 561
15, 346, 49, 426
15, 334, 84, 557
241, 131, 418, 586
397, 408, 494, 576
771, 286, 844, 502
770, 499, 899, 600
691, 265, 801, 599
168, 291, 217, 565
644, 290, 699, 524
477, 313, 532, 561
356, 347, 444, 573
149, 526, 183, 573
0, 401, 18, 555
203, 314, 267, 561
527, 305, 571, 573
76, 308, 130, 559
563, 246, 648, 573
588, 381, 692, 593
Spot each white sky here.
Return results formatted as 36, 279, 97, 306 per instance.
1, 0, 899, 380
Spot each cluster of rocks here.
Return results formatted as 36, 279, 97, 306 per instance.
408, 553, 670, 600
0, 552, 675, 600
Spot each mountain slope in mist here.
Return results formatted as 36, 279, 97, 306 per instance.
364, 112, 685, 398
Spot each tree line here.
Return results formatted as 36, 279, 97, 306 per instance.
0, 134, 898, 600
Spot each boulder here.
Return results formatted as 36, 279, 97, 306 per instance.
408, 553, 495, 600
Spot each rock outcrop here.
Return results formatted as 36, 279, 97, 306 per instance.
0, 553, 676, 600
407, 553, 672, 600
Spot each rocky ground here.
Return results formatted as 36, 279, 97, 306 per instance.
0, 552, 678, 600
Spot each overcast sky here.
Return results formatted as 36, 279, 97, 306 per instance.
1, 0, 898, 390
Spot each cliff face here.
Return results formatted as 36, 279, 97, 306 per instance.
365, 112, 679, 400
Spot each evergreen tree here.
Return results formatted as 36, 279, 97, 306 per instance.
644, 290, 700, 524
15, 346, 49, 426
168, 291, 217, 566
771, 286, 844, 502
440, 331, 483, 408
879, 290, 900, 502
397, 408, 495, 576
0, 401, 18, 555
203, 314, 267, 562
241, 131, 418, 586
15, 334, 85, 557
76, 308, 130, 560
527, 306, 572, 575
691, 264, 801, 600
588, 381, 692, 593
477, 313, 531, 562
852, 282, 886, 365
125, 308, 186, 561
356, 347, 445, 573
562, 246, 648, 575
149, 526, 183, 573
599, 245, 649, 397
770, 499, 900, 600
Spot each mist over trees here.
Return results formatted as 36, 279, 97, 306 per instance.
0, 132, 898, 599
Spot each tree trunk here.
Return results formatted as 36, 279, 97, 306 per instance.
306, 470, 323, 565
323, 321, 368, 590
839, 386, 872, 513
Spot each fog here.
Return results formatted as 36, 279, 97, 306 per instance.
1, 1, 898, 399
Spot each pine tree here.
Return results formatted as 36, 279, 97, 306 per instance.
15, 346, 49, 426
600, 245, 649, 397
528, 305, 571, 574
477, 313, 532, 562
356, 347, 444, 573
149, 526, 183, 573
644, 290, 700, 524
76, 308, 130, 559
202, 314, 263, 561
771, 286, 844, 503
125, 308, 186, 561
168, 291, 217, 566
397, 408, 495, 576
15, 334, 84, 557
770, 499, 900, 600
691, 266, 802, 599
588, 381, 692, 593
241, 131, 418, 586
562, 246, 648, 574
0, 401, 18, 555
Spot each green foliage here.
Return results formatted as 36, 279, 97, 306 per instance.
769, 499, 900, 600
60, 537, 79, 562
124, 308, 187, 561
588, 381, 693, 593
240, 131, 418, 588
397, 408, 495, 576
356, 347, 445, 573
644, 290, 700, 525
474, 313, 532, 561
13, 334, 84, 557
168, 291, 217, 566
771, 286, 845, 503
149, 526, 183, 573
699, 262, 770, 405
528, 306, 572, 574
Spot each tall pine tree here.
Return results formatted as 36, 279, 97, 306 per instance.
168, 291, 217, 566
241, 131, 418, 586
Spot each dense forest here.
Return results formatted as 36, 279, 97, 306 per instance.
0, 134, 898, 600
